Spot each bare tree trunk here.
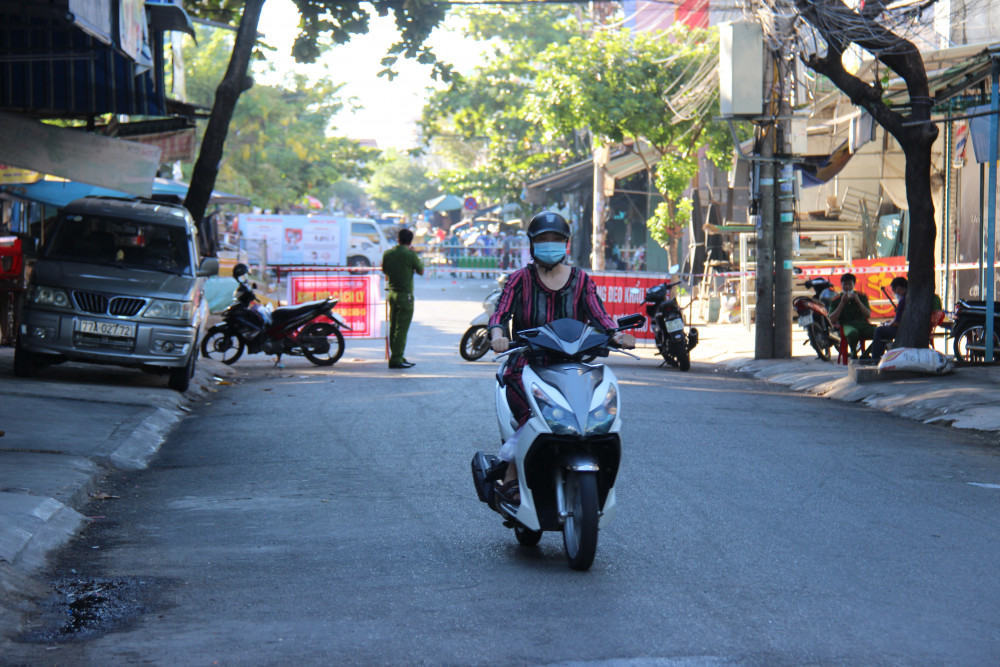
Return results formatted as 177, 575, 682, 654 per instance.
797, 8, 938, 347
184, 0, 265, 239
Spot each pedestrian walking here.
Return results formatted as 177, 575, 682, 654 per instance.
381, 228, 424, 369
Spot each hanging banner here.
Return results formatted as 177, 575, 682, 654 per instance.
0, 111, 160, 196
287, 273, 381, 338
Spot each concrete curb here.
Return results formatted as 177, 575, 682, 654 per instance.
720, 354, 1000, 436
0, 355, 240, 628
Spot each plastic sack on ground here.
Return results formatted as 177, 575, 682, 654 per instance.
877, 347, 954, 375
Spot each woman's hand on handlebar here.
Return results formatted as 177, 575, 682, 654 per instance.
612, 332, 636, 349
491, 335, 510, 353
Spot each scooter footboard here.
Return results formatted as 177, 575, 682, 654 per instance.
471, 451, 503, 504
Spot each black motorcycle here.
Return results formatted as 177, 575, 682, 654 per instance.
951, 300, 1000, 363
201, 265, 349, 366
644, 280, 698, 371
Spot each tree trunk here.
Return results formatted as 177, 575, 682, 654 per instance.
184, 0, 265, 242
895, 136, 937, 348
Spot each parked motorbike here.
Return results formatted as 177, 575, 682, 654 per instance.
951, 300, 1000, 363
643, 280, 698, 371
471, 313, 645, 571
460, 275, 506, 361
793, 277, 841, 361
201, 265, 350, 366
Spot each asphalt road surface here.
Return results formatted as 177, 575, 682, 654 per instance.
6, 277, 1000, 665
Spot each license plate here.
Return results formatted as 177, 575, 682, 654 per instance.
664, 318, 684, 333
76, 319, 135, 338
799, 313, 813, 327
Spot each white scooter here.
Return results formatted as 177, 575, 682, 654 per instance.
460, 275, 506, 361
471, 313, 645, 570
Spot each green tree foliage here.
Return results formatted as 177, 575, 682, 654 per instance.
367, 150, 440, 217
530, 26, 730, 248
419, 7, 587, 215
178, 0, 452, 226
181, 27, 377, 211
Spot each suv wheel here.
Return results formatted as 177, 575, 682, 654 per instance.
13, 338, 33, 378
168, 347, 197, 392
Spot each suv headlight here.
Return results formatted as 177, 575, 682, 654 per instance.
28, 285, 71, 309
531, 384, 580, 435
143, 299, 192, 321
586, 385, 618, 435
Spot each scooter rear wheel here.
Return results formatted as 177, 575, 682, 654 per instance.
562, 471, 599, 571
460, 325, 491, 361
807, 323, 832, 361
301, 322, 346, 366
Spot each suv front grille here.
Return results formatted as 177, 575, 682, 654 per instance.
73, 291, 146, 317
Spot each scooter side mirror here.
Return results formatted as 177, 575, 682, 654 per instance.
616, 313, 646, 330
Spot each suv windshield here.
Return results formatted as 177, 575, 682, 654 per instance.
45, 214, 191, 275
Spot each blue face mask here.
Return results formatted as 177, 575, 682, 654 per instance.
533, 241, 567, 266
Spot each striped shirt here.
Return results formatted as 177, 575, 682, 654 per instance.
488, 264, 617, 337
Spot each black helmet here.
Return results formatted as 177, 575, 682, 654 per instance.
527, 211, 570, 240
233, 263, 249, 279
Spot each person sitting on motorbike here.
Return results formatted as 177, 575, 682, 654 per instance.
487, 210, 635, 504
829, 272, 876, 357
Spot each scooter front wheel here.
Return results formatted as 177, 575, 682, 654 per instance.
460, 325, 491, 361
201, 325, 245, 365
562, 470, 599, 571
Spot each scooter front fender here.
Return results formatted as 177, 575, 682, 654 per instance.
470, 312, 490, 327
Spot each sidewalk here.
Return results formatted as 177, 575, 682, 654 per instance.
0, 347, 237, 629
695, 321, 1000, 432
3, 321, 1000, 631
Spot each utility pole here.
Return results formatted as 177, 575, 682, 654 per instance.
773, 53, 796, 358
754, 124, 776, 359
592, 140, 609, 270
755, 50, 795, 359
754, 54, 776, 358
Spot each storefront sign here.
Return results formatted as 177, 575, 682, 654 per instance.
130, 128, 196, 163
287, 274, 381, 338
0, 165, 40, 185
239, 215, 347, 266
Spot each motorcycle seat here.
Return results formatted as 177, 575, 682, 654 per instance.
271, 299, 329, 323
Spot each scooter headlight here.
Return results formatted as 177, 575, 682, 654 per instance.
586, 384, 618, 434
531, 384, 580, 435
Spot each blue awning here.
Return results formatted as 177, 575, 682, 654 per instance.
1, 178, 251, 208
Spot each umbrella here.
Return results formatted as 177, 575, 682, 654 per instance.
424, 194, 464, 212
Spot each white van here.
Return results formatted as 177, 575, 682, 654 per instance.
348, 218, 393, 267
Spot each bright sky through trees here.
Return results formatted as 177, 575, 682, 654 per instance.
256, 0, 488, 150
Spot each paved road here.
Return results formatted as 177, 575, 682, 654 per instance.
5, 278, 1000, 665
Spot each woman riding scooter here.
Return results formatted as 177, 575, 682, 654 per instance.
487, 211, 635, 504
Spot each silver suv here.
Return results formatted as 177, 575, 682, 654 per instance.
14, 197, 219, 391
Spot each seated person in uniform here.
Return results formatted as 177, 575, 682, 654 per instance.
829, 272, 876, 357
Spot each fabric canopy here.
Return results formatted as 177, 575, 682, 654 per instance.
1, 178, 250, 208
